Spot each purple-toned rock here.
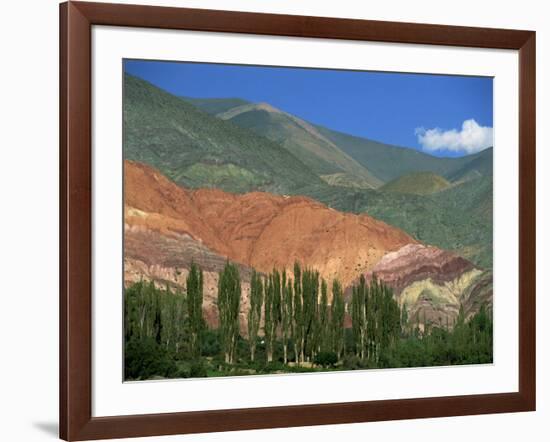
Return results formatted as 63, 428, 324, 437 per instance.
354, 244, 493, 329
366, 244, 476, 296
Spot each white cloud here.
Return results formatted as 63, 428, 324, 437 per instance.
415, 119, 493, 154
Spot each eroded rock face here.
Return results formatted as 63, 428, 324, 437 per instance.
124, 161, 492, 331
366, 244, 476, 293
124, 226, 252, 331
361, 244, 493, 327
124, 160, 415, 290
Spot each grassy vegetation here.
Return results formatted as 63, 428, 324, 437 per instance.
189, 96, 494, 188
317, 125, 493, 184
219, 103, 382, 188
304, 175, 493, 269
184, 97, 250, 115
380, 172, 451, 195
176, 163, 266, 193
124, 74, 325, 194
320, 172, 378, 189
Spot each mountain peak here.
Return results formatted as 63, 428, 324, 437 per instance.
254, 102, 282, 113
216, 102, 283, 120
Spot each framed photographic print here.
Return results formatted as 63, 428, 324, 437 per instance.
60, 1, 536, 440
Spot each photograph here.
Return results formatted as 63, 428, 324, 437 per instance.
123, 60, 494, 381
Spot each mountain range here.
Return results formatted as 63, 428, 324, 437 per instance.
186, 94, 493, 187
125, 160, 491, 328
123, 73, 493, 326
124, 74, 324, 195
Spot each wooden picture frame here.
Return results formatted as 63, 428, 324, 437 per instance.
59, 1, 536, 440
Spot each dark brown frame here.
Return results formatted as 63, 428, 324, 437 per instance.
60, 1, 536, 440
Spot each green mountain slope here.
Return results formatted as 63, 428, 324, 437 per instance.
317, 126, 493, 184
304, 176, 492, 269
189, 97, 492, 186
380, 172, 451, 195
447, 148, 493, 183
188, 99, 382, 188
127, 79, 492, 269
184, 97, 250, 115
124, 74, 325, 194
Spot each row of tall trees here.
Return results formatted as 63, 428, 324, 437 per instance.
350, 275, 401, 363
124, 261, 368, 369
125, 261, 492, 380
124, 264, 206, 355
220, 262, 352, 365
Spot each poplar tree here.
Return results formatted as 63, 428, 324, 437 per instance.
293, 262, 303, 363
368, 276, 383, 362
153, 288, 163, 345
401, 301, 409, 337
318, 279, 330, 353
172, 289, 186, 353
186, 262, 204, 358
281, 270, 293, 364
161, 285, 176, 351
301, 269, 319, 361
218, 262, 241, 364
247, 270, 263, 362
330, 279, 345, 360
351, 275, 367, 359
263, 272, 278, 363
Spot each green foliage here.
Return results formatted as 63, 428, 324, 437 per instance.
380, 172, 451, 195
318, 279, 330, 353
293, 262, 303, 362
401, 302, 409, 337
124, 281, 187, 380
314, 351, 338, 368
351, 276, 401, 362
331, 280, 345, 359
218, 262, 242, 364
281, 271, 294, 364
247, 270, 263, 362
186, 262, 204, 357
125, 337, 178, 380
264, 269, 282, 362
380, 306, 493, 368
201, 329, 221, 357
301, 268, 320, 362
189, 359, 208, 378
124, 265, 492, 380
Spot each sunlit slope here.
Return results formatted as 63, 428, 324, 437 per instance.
124, 74, 325, 194
380, 172, 452, 195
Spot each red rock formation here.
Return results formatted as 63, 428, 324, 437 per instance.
124, 160, 416, 290
359, 244, 492, 327
365, 243, 475, 295
124, 161, 491, 329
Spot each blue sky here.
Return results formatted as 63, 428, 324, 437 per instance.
125, 60, 493, 158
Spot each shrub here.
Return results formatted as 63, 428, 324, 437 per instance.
314, 351, 338, 368
190, 359, 208, 377
124, 338, 178, 380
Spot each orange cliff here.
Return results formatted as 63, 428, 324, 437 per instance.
124, 160, 417, 290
